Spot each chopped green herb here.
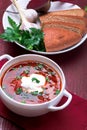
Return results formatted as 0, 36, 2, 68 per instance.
16, 75, 22, 80
16, 87, 23, 95
0, 16, 46, 52
48, 71, 56, 76
38, 64, 44, 69
24, 70, 29, 74
46, 76, 50, 82
32, 77, 40, 83
55, 90, 60, 95
31, 91, 39, 96
35, 63, 44, 70
39, 91, 43, 96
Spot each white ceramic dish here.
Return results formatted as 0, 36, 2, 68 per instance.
2, 1, 87, 55
0, 54, 72, 117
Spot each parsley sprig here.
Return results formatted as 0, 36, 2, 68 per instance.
0, 16, 46, 52
32, 77, 40, 83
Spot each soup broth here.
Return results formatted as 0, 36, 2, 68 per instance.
1, 61, 62, 104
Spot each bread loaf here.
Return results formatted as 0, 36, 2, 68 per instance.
39, 9, 87, 52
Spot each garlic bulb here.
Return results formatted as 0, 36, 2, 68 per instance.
22, 9, 38, 23
10, 0, 41, 30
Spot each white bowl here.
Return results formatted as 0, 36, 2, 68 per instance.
0, 54, 72, 117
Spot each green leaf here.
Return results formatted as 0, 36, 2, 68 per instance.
37, 64, 44, 69
16, 87, 23, 95
8, 16, 18, 29
24, 70, 29, 74
8, 16, 21, 31
35, 63, 44, 70
16, 75, 22, 80
0, 17, 46, 52
31, 91, 39, 96
32, 77, 40, 83
55, 90, 60, 95
46, 76, 50, 82
48, 71, 56, 76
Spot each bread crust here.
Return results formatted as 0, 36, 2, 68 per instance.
40, 9, 87, 17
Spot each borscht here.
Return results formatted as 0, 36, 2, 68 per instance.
1, 61, 62, 104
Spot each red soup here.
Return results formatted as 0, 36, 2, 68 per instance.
1, 61, 62, 104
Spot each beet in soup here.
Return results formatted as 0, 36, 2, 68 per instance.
1, 61, 62, 104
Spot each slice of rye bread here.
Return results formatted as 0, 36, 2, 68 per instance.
40, 15, 87, 27
42, 21, 86, 37
43, 27, 82, 52
40, 14, 87, 35
40, 9, 87, 17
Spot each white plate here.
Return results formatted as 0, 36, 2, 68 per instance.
2, 1, 87, 55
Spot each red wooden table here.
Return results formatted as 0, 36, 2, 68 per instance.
0, 0, 87, 129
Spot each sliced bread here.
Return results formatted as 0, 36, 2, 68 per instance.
40, 14, 87, 27
43, 27, 82, 52
42, 21, 86, 36
40, 8, 87, 52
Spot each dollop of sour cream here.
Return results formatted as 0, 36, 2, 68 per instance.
21, 74, 46, 93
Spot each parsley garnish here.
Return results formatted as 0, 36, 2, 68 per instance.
24, 70, 29, 74
55, 90, 60, 95
16, 75, 22, 80
32, 77, 40, 83
0, 16, 46, 52
31, 91, 39, 96
35, 63, 44, 70
46, 76, 50, 82
31, 91, 43, 96
15, 87, 23, 95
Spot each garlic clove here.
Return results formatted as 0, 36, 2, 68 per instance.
22, 9, 38, 23
10, 0, 41, 30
